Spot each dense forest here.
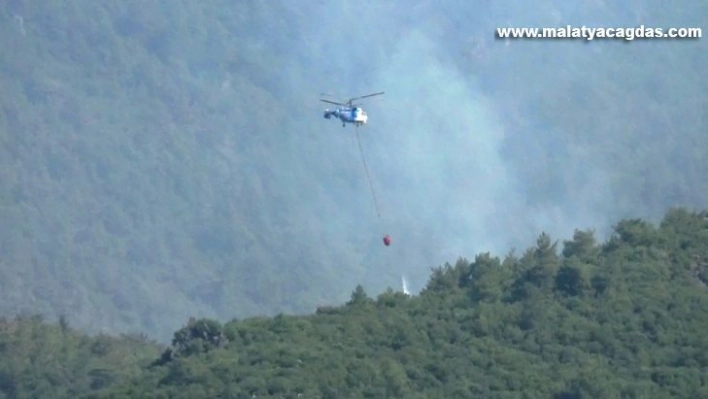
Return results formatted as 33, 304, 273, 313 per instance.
2, 0, 707, 345
3, 1, 707, 396
1, 209, 707, 398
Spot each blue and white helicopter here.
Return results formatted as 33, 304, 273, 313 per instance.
321, 91, 384, 127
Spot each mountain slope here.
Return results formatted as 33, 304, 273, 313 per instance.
2, 1, 708, 342
0, 1, 352, 340
86, 209, 708, 398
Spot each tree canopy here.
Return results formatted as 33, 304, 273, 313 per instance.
1, 209, 707, 398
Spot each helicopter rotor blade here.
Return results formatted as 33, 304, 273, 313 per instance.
347, 91, 385, 103
320, 99, 346, 106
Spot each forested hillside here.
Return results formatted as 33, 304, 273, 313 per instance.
2, 0, 707, 342
1, 209, 708, 398
0, 315, 162, 398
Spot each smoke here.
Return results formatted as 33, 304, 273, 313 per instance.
282, 24, 538, 292
365, 30, 517, 277
4, 1, 707, 339
277, 1, 708, 293
278, 28, 506, 292
358, 29, 615, 291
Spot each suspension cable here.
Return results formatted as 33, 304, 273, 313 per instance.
354, 127, 381, 218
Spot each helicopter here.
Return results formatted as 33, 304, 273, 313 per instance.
321, 91, 384, 127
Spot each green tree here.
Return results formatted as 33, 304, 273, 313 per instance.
562, 229, 599, 263
347, 285, 373, 307
170, 318, 226, 358
555, 261, 589, 297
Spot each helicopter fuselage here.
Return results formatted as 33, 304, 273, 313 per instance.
320, 91, 382, 127
323, 106, 368, 127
